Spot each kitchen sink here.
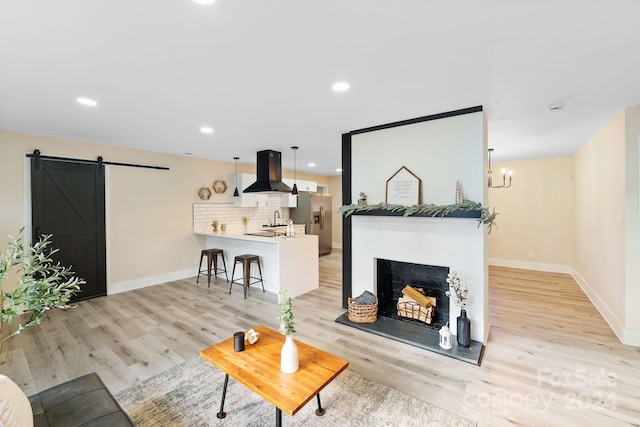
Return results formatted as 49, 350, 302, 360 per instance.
244, 230, 283, 237
262, 224, 288, 228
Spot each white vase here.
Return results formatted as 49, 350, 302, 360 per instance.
280, 335, 299, 373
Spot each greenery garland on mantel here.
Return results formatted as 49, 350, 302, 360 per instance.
338, 200, 498, 233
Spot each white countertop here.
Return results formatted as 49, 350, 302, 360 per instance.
193, 229, 310, 244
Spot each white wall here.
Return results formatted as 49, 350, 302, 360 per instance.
571, 106, 640, 346
349, 110, 488, 342
572, 111, 626, 339
0, 130, 330, 296
351, 113, 484, 205
488, 157, 574, 273
624, 108, 640, 345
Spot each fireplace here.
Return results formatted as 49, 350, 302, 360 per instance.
336, 255, 484, 365
336, 213, 486, 365
376, 259, 450, 330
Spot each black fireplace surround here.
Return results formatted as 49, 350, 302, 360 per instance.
376, 259, 450, 330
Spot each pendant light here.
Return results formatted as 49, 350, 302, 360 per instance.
233, 157, 240, 197
291, 146, 299, 195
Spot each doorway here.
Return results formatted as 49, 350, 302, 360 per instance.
31, 159, 107, 301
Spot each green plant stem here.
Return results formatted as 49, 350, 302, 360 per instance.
337, 200, 498, 233
1, 229, 84, 342
278, 289, 296, 336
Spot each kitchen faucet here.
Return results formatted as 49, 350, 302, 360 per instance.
273, 210, 280, 226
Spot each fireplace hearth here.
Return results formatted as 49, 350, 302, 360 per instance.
336, 258, 484, 365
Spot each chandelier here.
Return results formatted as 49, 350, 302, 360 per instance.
488, 149, 512, 188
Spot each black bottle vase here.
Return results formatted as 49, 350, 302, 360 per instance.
457, 309, 471, 347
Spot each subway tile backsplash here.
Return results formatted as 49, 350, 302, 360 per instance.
193, 195, 290, 233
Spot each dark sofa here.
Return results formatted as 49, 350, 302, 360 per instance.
28, 373, 134, 427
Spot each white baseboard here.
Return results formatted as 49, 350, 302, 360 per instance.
484, 323, 491, 345
571, 269, 630, 345
488, 258, 571, 274
623, 328, 640, 346
108, 268, 196, 295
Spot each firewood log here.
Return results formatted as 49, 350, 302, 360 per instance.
402, 285, 436, 308
397, 297, 433, 324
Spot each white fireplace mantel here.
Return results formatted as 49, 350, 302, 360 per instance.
351, 215, 486, 341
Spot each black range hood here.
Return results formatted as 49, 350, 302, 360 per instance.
243, 149, 293, 193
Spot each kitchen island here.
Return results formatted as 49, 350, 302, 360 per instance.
193, 229, 319, 299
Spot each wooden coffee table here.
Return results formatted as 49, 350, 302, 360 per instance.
200, 325, 349, 426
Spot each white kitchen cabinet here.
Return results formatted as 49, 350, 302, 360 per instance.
233, 173, 269, 207
281, 194, 298, 207
283, 178, 317, 194
282, 178, 294, 188
297, 180, 317, 192
280, 178, 298, 207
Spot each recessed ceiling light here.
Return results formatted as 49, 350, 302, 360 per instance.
193, 0, 216, 5
200, 127, 214, 134
332, 82, 350, 92
547, 102, 565, 111
308, 163, 315, 167
76, 97, 97, 107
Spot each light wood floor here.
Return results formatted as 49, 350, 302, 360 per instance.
2, 251, 639, 426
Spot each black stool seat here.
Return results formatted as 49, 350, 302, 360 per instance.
229, 254, 265, 299
197, 248, 228, 287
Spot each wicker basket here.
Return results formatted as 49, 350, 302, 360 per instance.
348, 297, 378, 323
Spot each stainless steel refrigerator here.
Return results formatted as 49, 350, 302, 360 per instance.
290, 193, 332, 255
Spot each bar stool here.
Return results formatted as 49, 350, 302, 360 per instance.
197, 248, 228, 287
229, 254, 265, 299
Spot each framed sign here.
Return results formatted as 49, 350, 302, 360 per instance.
386, 166, 422, 205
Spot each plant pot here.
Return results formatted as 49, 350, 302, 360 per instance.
212, 226, 218, 233
457, 309, 471, 347
280, 335, 299, 373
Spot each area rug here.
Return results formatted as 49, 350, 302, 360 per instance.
116, 357, 475, 427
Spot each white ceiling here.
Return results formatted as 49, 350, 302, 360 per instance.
1, 0, 639, 176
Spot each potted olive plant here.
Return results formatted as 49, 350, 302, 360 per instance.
0, 228, 84, 350
211, 220, 219, 233
278, 288, 298, 373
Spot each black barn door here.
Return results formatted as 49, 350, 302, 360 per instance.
31, 159, 106, 301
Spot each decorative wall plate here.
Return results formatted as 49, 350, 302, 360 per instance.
213, 180, 227, 194
198, 187, 212, 200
